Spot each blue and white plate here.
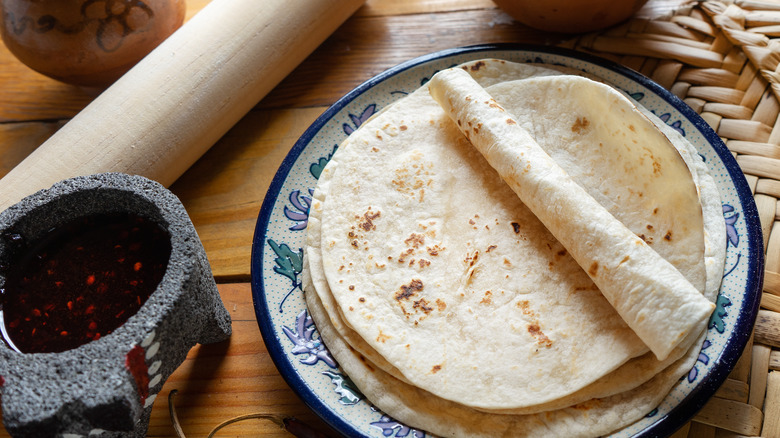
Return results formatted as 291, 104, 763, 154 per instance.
250, 45, 764, 437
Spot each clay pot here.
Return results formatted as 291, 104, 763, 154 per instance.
492, 0, 648, 34
0, 0, 186, 87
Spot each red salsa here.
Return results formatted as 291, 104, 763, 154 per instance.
0, 212, 170, 353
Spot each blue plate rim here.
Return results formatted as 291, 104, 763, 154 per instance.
250, 43, 765, 437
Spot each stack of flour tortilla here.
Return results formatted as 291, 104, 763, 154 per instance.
302, 59, 727, 437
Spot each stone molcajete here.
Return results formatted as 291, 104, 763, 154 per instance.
0, 173, 232, 437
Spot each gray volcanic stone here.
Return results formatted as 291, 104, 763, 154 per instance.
0, 173, 232, 437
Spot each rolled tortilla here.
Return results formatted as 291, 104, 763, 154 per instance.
427, 67, 714, 360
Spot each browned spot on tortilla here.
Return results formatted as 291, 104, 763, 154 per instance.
414, 298, 434, 314
571, 117, 590, 133
470, 61, 486, 71
646, 224, 654, 230
506, 118, 516, 125
517, 300, 532, 315
427, 245, 443, 256
664, 231, 673, 241
349, 306, 354, 311
653, 160, 662, 175
395, 279, 423, 301
431, 364, 442, 374
466, 250, 480, 266
359, 297, 366, 302
469, 219, 476, 225
398, 248, 414, 264
436, 299, 447, 311
487, 99, 504, 111
480, 291, 492, 304
511, 222, 521, 233
572, 399, 601, 411
359, 209, 380, 232
588, 262, 599, 276
504, 258, 512, 266
619, 255, 630, 265
653, 207, 659, 214
405, 233, 425, 248
358, 353, 375, 372
376, 330, 390, 343
418, 259, 431, 268
629, 124, 636, 132
528, 324, 553, 347
348, 285, 355, 291
400, 125, 408, 131
486, 245, 497, 253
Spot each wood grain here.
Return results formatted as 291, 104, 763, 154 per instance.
0, 0, 366, 212
258, 8, 562, 112
0, 0, 561, 280
0, 2, 559, 435
2, 1, 777, 437
170, 107, 326, 280
756, 310, 780, 348
146, 283, 338, 437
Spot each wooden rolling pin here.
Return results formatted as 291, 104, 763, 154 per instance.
0, 0, 364, 212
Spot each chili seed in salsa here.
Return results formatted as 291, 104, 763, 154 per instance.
0, 212, 171, 353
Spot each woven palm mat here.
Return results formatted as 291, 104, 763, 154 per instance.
559, 1, 780, 436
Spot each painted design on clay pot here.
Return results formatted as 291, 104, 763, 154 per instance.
0, 0, 186, 86
4, 0, 156, 52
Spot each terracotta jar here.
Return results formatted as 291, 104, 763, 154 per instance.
0, 0, 186, 87
492, 0, 648, 34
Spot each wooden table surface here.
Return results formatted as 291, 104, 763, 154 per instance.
0, 1, 685, 437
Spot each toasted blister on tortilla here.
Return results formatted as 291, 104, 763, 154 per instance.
427, 67, 715, 361
307, 58, 725, 427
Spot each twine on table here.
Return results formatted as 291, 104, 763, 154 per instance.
168, 389, 328, 438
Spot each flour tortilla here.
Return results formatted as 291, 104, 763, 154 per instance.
306, 285, 704, 437
311, 59, 723, 411
303, 130, 715, 416
427, 68, 715, 360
